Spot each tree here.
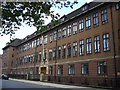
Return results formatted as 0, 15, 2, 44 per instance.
0, 1, 78, 38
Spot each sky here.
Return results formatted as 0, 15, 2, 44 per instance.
0, 0, 93, 54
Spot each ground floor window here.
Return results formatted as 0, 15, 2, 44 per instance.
68, 64, 75, 74
81, 63, 88, 74
98, 61, 107, 74
49, 66, 53, 75
58, 65, 63, 75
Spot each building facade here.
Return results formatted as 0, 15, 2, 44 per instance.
2, 2, 120, 87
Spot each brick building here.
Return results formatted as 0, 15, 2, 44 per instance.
2, 2, 120, 87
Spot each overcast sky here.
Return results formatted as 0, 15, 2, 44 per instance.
0, 0, 93, 54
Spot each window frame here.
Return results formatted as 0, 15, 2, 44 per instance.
81, 63, 89, 75
68, 64, 75, 75
93, 12, 99, 27
103, 33, 110, 52
98, 61, 107, 75
94, 35, 100, 53
79, 19, 84, 32
86, 37, 92, 54
101, 9, 108, 24
79, 40, 84, 56
86, 16, 91, 29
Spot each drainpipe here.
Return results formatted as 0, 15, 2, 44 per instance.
110, 4, 117, 87
54, 30, 58, 82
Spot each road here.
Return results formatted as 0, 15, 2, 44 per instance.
1, 79, 109, 90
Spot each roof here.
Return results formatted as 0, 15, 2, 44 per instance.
2, 39, 22, 50
3, 2, 105, 49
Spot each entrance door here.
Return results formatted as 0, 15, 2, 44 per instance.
41, 67, 46, 74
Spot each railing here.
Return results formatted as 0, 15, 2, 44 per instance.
48, 76, 120, 88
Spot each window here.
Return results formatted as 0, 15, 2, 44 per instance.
43, 49, 47, 61
73, 42, 78, 56
79, 40, 84, 55
98, 61, 107, 74
49, 66, 53, 75
86, 16, 91, 29
73, 22, 77, 34
67, 43, 71, 57
40, 37, 43, 45
62, 27, 66, 38
50, 33, 53, 43
86, 38, 92, 54
37, 38, 40, 46
58, 65, 63, 75
49, 49, 52, 60
39, 52, 42, 62
68, 25, 72, 36
93, 12, 99, 27
54, 31, 57, 41
58, 46, 61, 59
82, 5, 88, 11
103, 33, 110, 51
101, 9, 108, 24
62, 45, 66, 59
94, 36, 100, 53
115, 3, 120, 10
44, 35, 48, 44
68, 64, 75, 74
53, 48, 56, 60
79, 19, 84, 32
58, 29, 61, 39
81, 63, 88, 74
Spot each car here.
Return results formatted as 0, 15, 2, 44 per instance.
1, 74, 9, 80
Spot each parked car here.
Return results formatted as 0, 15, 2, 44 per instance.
1, 74, 9, 80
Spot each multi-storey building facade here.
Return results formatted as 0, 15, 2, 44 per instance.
2, 2, 120, 87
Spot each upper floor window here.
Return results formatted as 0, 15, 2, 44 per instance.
62, 27, 66, 38
82, 5, 88, 11
58, 65, 63, 75
58, 29, 61, 39
79, 19, 84, 32
37, 38, 40, 46
115, 3, 120, 10
86, 38, 92, 54
67, 43, 71, 57
81, 63, 88, 74
54, 31, 57, 41
53, 48, 56, 60
73, 42, 78, 56
93, 12, 99, 27
86, 16, 91, 29
79, 40, 84, 55
40, 37, 42, 45
68, 64, 75, 74
50, 33, 53, 43
94, 36, 100, 53
49, 49, 52, 61
39, 52, 42, 62
101, 9, 108, 24
62, 45, 66, 59
43, 49, 47, 61
44, 35, 48, 44
73, 22, 77, 34
68, 25, 72, 36
58, 46, 61, 59
103, 33, 110, 51
98, 61, 107, 74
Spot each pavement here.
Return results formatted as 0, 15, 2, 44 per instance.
9, 78, 108, 89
